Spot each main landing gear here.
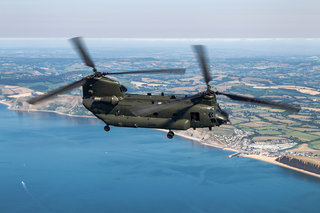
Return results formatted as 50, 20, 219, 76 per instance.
167, 130, 174, 139
104, 125, 110, 132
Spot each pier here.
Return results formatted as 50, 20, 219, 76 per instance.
227, 152, 240, 158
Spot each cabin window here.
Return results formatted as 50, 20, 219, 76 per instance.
190, 112, 200, 121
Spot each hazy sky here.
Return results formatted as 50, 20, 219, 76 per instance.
0, 0, 319, 38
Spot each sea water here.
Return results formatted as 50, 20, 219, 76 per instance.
0, 104, 320, 213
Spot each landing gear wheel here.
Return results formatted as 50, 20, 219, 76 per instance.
104, 125, 110, 132
167, 131, 174, 139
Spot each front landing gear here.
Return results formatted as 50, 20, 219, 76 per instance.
167, 130, 174, 139
104, 125, 110, 132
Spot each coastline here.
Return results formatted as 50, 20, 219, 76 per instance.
17, 108, 95, 118
0, 100, 11, 107
173, 131, 239, 153
242, 155, 320, 179
1, 101, 319, 179
0, 100, 95, 118
170, 130, 320, 179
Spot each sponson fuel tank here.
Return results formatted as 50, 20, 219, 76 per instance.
95, 114, 191, 130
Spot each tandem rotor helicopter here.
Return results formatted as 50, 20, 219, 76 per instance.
28, 37, 301, 139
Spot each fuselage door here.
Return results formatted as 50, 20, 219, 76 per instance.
190, 112, 200, 122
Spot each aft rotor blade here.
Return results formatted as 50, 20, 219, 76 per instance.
103, 68, 186, 75
216, 91, 301, 113
130, 93, 200, 116
192, 45, 211, 86
70, 37, 96, 72
27, 78, 87, 105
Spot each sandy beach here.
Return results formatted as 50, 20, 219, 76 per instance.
243, 155, 320, 178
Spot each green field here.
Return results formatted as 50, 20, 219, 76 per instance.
285, 131, 320, 141
257, 130, 283, 135
311, 141, 320, 150
254, 126, 285, 130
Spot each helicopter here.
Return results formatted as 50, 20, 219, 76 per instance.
27, 37, 301, 139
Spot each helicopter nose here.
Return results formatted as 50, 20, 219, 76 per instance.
215, 111, 229, 125
216, 115, 228, 125
209, 107, 230, 126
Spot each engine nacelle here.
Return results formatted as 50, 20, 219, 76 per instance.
93, 96, 119, 105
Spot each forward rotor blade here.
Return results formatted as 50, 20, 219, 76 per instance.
130, 93, 200, 116
27, 78, 87, 105
216, 91, 301, 113
70, 37, 96, 72
103, 68, 186, 75
192, 45, 211, 86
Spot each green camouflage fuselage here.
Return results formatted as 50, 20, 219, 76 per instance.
82, 77, 228, 130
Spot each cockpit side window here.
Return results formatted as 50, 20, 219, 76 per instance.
120, 85, 127, 92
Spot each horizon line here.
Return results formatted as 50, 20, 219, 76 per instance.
0, 37, 320, 41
